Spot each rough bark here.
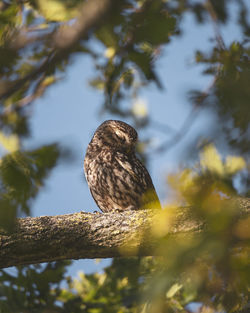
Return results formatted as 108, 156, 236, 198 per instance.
0, 197, 249, 269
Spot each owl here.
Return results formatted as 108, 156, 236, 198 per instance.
84, 120, 161, 212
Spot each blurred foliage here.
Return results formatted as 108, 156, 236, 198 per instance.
0, 144, 60, 230
0, 0, 249, 312
0, 261, 71, 312
194, 41, 250, 155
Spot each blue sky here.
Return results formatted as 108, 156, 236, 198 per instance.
22, 7, 244, 278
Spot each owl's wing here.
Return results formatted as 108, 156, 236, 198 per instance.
115, 154, 161, 210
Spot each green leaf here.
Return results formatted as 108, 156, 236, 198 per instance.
129, 50, 161, 86
131, 0, 176, 46
95, 25, 119, 49
0, 144, 60, 230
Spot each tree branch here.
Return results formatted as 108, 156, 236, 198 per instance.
53, 0, 113, 49
0, 0, 115, 100
0, 197, 249, 269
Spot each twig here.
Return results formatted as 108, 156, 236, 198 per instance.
150, 119, 177, 135
154, 107, 199, 154
153, 70, 219, 154
0, 52, 56, 100
205, 0, 226, 50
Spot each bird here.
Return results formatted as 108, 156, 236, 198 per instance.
84, 120, 161, 213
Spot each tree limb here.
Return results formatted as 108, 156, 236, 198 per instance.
53, 0, 113, 49
0, 197, 249, 269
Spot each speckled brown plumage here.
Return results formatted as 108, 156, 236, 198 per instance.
84, 120, 161, 212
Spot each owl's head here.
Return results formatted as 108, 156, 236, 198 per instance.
92, 120, 138, 151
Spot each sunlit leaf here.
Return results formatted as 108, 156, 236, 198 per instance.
200, 144, 224, 175
166, 283, 183, 298
37, 0, 79, 21
104, 47, 116, 59
0, 132, 19, 153
151, 206, 175, 237
131, 98, 148, 119
225, 155, 246, 175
